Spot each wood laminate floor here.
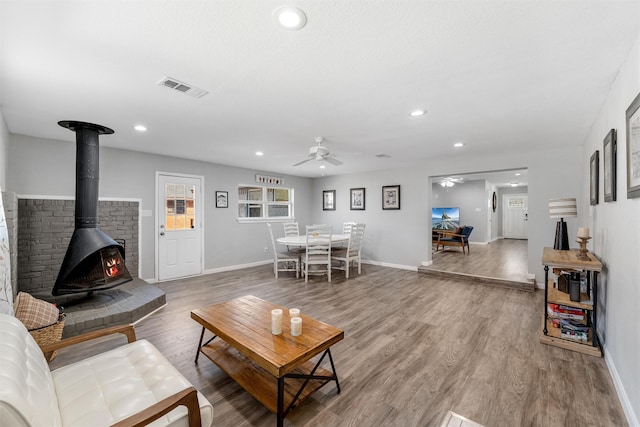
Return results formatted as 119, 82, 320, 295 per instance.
50, 264, 627, 427
428, 238, 530, 283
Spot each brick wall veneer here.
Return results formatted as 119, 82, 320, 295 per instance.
17, 199, 139, 298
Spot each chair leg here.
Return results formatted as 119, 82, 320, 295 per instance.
345, 259, 349, 279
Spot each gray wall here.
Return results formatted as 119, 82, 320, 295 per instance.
431, 180, 486, 243
311, 167, 427, 269
7, 134, 314, 280
579, 33, 639, 425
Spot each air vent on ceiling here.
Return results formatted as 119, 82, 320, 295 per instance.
157, 77, 208, 98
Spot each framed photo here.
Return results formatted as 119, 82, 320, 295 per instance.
590, 151, 599, 206
215, 191, 228, 208
323, 190, 336, 211
626, 92, 640, 198
350, 188, 365, 210
382, 185, 400, 210
603, 129, 617, 202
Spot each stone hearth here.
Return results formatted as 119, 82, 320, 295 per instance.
61, 278, 166, 338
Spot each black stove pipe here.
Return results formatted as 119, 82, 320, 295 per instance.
60, 121, 113, 228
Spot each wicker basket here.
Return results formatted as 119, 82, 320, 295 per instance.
29, 319, 65, 362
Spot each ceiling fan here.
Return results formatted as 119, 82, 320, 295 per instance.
439, 176, 465, 187
292, 137, 343, 167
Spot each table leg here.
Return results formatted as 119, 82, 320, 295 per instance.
277, 376, 284, 427
327, 348, 341, 394
543, 265, 549, 335
194, 327, 205, 364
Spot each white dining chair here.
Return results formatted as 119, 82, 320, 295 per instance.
343, 221, 357, 234
332, 223, 365, 278
267, 223, 299, 278
302, 224, 332, 282
283, 222, 299, 236
283, 221, 305, 254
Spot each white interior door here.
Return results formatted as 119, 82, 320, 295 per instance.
502, 193, 528, 239
157, 173, 203, 281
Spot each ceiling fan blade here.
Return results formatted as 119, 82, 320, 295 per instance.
324, 156, 343, 166
292, 158, 313, 166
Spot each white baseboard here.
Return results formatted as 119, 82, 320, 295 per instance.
203, 260, 272, 275
421, 260, 433, 267
362, 260, 418, 271
602, 342, 639, 427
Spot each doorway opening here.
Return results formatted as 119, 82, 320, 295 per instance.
427, 168, 530, 288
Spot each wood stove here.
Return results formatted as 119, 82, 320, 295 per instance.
52, 121, 132, 295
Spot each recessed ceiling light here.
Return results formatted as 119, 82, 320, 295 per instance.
134, 125, 147, 132
255, 151, 264, 156
319, 165, 326, 169
454, 142, 464, 148
515, 173, 521, 176
274, 6, 307, 30
511, 183, 519, 187
410, 110, 426, 117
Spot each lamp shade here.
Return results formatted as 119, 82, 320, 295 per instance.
549, 198, 577, 218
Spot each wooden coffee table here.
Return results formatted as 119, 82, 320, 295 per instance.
191, 295, 344, 426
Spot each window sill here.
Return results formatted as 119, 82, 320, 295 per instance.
236, 218, 295, 224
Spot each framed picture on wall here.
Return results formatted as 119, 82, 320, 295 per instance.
590, 151, 599, 205
323, 190, 336, 211
382, 185, 400, 210
215, 191, 228, 208
603, 129, 616, 202
626, 92, 640, 199
350, 188, 365, 210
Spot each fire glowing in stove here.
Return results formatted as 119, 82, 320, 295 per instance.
104, 255, 122, 278
101, 247, 126, 279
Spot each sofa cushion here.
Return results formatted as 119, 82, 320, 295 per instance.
51, 339, 214, 427
0, 313, 63, 427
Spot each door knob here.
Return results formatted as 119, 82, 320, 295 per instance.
160, 232, 165, 236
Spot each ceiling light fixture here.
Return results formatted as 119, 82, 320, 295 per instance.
274, 6, 307, 30
511, 183, 519, 187
454, 142, 464, 148
440, 181, 455, 188
515, 173, 521, 176
255, 151, 264, 156
134, 125, 147, 132
410, 110, 426, 117
320, 165, 326, 169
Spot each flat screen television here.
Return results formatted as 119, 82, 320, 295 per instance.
432, 207, 460, 230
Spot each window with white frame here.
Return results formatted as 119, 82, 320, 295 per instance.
237, 185, 293, 221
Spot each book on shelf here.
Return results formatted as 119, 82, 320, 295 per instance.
559, 319, 589, 332
561, 329, 589, 342
547, 303, 584, 320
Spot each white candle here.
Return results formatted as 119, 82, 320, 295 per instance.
577, 227, 590, 238
271, 309, 283, 335
289, 308, 300, 318
291, 317, 302, 336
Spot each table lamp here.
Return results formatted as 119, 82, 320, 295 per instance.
549, 198, 577, 250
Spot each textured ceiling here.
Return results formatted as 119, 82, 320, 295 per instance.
1, 1, 638, 177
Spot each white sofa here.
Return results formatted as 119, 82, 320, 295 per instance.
0, 313, 213, 427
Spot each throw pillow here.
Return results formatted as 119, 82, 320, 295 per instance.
13, 292, 60, 330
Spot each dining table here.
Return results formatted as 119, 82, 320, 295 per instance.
276, 234, 350, 246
